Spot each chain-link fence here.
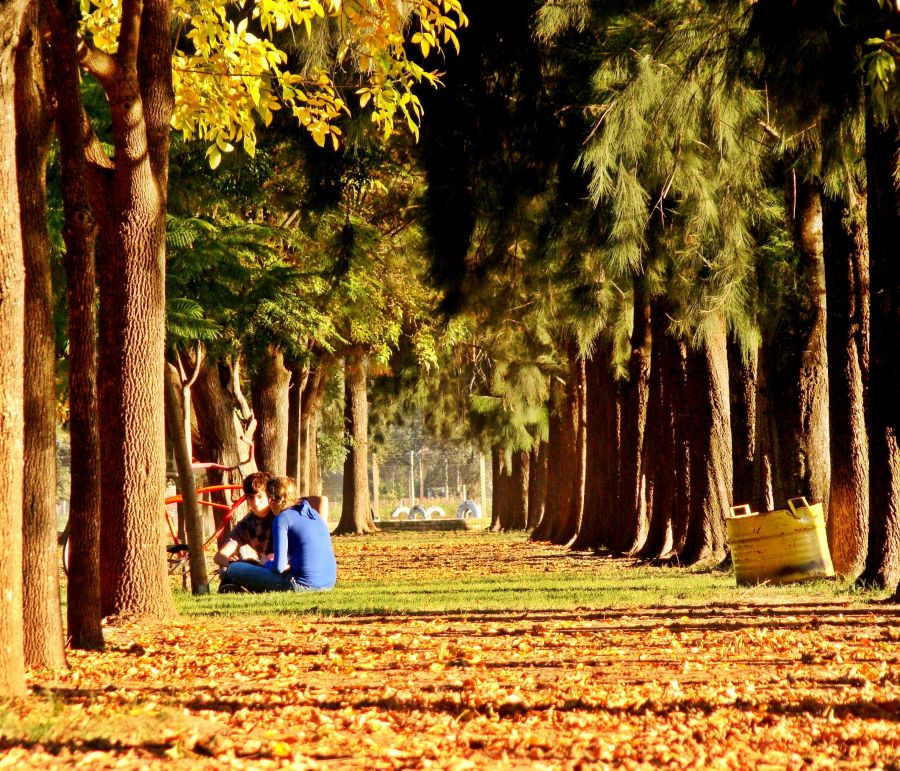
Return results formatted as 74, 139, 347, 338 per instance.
322, 440, 492, 523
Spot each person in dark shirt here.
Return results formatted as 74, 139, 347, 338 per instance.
215, 471, 274, 593
224, 476, 337, 592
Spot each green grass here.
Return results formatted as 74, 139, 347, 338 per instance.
174, 530, 882, 618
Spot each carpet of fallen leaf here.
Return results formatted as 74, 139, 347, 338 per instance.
4, 537, 900, 769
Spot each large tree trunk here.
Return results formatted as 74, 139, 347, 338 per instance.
490, 447, 506, 532
251, 345, 291, 476
17, 1, 66, 670
823, 194, 870, 580
534, 347, 585, 545
613, 277, 651, 553
728, 337, 759, 510
191, 357, 251, 538
335, 350, 375, 534
299, 363, 328, 495
92, 0, 174, 621
531, 388, 563, 542
637, 303, 676, 561
508, 450, 529, 530
164, 362, 209, 593
0, 0, 30, 695
49, 0, 103, 650
862, 115, 900, 593
753, 350, 777, 513
677, 314, 732, 566
759, 181, 830, 511
526, 440, 547, 531
286, 361, 309, 482
572, 340, 618, 551
669, 340, 692, 556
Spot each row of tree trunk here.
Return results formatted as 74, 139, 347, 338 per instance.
521, 176, 897, 587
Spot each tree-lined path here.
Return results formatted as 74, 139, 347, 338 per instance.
4, 533, 900, 769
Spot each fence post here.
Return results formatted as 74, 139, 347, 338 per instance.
409, 450, 415, 508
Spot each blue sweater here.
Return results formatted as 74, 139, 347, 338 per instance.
267, 501, 337, 589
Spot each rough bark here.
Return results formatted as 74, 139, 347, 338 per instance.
531, 389, 563, 542
335, 350, 375, 534
677, 314, 732, 566
191, 357, 249, 538
572, 340, 618, 551
302, 362, 330, 496
371, 452, 380, 521
299, 364, 328, 495
728, 338, 759, 510
286, 361, 309, 483
48, 0, 103, 649
526, 440, 548, 531
490, 447, 506, 532
823, 194, 869, 579
508, 450, 529, 530
669, 341, 692, 556
752, 351, 776, 512
92, 0, 174, 621
637, 303, 676, 561
0, 0, 30, 695
758, 181, 830, 511
534, 348, 585, 545
17, 1, 66, 670
861, 115, 900, 592
164, 362, 209, 593
613, 277, 652, 553
251, 345, 291, 476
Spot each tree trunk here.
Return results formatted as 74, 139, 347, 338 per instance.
0, 0, 30, 695
299, 363, 328, 495
753, 350, 777, 513
728, 337, 759, 510
490, 447, 506, 532
286, 361, 309, 482
335, 350, 375, 534
572, 340, 618, 551
251, 345, 291, 477
526, 440, 547, 531
17, 1, 66, 670
613, 276, 651, 553
669, 341, 692, 556
164, 362, 209, 593
861, 115, 900, 592
92, 0, 174, 621
760, 181, 830, 511
371, 452, 380, 521
49, 0, 103, 650
637, 303, 676, 560
508, 450, 529, 530
677, 314, 732, 566
823, 194, 869, 579
536, 347, 585, 545
531, 389, 563, 542
191, 357, 250, 538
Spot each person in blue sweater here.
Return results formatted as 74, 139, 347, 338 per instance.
224, 476, 337, 592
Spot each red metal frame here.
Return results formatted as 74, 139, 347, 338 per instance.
164, 484, 247, 552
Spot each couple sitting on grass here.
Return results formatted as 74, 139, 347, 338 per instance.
214, 472, 336, 594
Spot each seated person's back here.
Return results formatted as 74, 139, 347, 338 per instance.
270, 498, 337, 589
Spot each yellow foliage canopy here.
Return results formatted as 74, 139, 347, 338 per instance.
81, 0, 468, 166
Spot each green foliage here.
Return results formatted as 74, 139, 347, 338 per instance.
553, 2, 776, 347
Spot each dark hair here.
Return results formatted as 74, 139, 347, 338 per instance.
242, 471, 271, 497
266, 476, 297, 508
